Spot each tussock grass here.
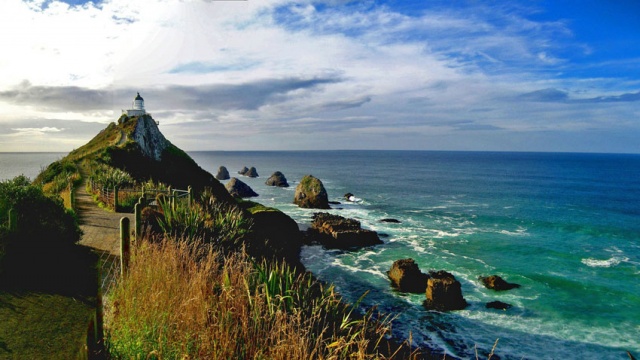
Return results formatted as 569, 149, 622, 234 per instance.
105, 238, 402, 359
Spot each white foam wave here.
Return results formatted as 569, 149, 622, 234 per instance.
581, 256, 628, 268
497, 227, 529, 236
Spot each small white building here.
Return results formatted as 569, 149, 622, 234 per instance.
124, 92, 146, 117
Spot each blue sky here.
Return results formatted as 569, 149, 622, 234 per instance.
0, 0, 638, 153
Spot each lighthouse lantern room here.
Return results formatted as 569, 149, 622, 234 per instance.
125, 92, 146, 116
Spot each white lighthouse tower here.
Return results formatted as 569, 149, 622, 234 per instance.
125, 92, 146, 116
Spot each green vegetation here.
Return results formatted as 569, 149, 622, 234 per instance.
88, 163, 134, 189
105, 190, 420, 359
156, 193, 252, 249
0, 175, 83, 286
68, 121, 122, 161
105, 238, 401, 359
0, 176, 97, 359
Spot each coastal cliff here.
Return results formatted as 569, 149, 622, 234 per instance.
66, 114, 231, 201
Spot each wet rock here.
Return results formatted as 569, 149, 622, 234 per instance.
480, 275, 521, 291
424, 270, 468, 311
388, 258, 429, 293
215, 166, 230, 180
225, 177, 258, 198
344, 192, 356, 201
265, 171, 289, 187
238, 166, 249, 175
245, 167, 259, 178
293, 175, 330, 209
307, 212, 382, 250
380, 218, 401, 223
486, 301, 512, 310
240, 202, 304, 271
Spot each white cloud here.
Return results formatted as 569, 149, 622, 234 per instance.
0, 0, 637, 153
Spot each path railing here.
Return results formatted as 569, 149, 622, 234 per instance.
87, 182, 192, 213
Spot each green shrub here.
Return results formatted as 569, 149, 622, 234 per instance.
156, 196, 252, 249
0, 176, 81, 278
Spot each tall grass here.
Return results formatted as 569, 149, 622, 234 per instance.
105, 238, 403, 359
89, 164, 134, 190
157, 196, 252, 249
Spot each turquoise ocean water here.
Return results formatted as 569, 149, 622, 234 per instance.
2, 151, 639, 359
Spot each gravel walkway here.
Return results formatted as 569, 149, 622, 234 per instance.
75, 176, 133, 255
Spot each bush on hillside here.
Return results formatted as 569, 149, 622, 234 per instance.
0, 176, 81, 276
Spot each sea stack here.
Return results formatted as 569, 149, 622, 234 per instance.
293, 175, 330, 209
424, 270, 468, 311
215, 166, 230, 180
225, 177, 258, 198
388, 258, 429, 293
265, 171, 289, 187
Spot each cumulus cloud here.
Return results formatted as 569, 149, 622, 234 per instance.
0, 0, 638, 152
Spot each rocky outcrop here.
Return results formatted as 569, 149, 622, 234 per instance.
238, 166, 249, 175
83, 116, 232, 202
344, 193, 355, 201
245, 167, 259, 178
131, 115, 169, 161
307, 212, 382, 250
480, 275, 520, 291
225, 177, 258, 198
388, 259, 429, 293
239, 201, 304, 271
293, 175, 330, 209
215, 166, 230, 180
380, 218, 401, 223
265, 171, 289, 187
424, 270, 468, 311
486, 301, 512, 310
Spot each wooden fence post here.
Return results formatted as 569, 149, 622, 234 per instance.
120, 217, 130, 277
134, 203, 141, 241
188, 186, 193, 207
113, 186, 118, 212
8, 208, 17, 231
95, 267, 105, 354
68, 182, 75, 210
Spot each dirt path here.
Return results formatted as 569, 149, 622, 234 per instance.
75, 173, 133, 255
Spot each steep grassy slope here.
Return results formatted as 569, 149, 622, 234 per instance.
43, 114, 231, 202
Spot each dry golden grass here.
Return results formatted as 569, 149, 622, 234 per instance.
105, 237, 408, 359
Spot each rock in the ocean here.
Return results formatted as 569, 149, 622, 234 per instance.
486, 301, 512, 310
265, 171, 289, 187
215, 166, 230, 180
308, 212, 382, 249
245, 167, 259, 178
238, 166, 249, 175
225, 177, 258, 198
380, 218, 401, 223
239, 201, 304, 270
388, 258, 429, 293
479, 275, 520, 291
424, 270, 468, 311
293, 175, 330, 209
344, 192, 354, 200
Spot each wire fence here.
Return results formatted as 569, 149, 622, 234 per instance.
88, 180, 115, 210
87, 181, 192, 213
96, 249, 121, 297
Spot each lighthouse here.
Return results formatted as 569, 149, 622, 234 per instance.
125, 92, 146, 116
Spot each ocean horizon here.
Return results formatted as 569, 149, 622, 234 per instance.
1, 150, 639, 359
